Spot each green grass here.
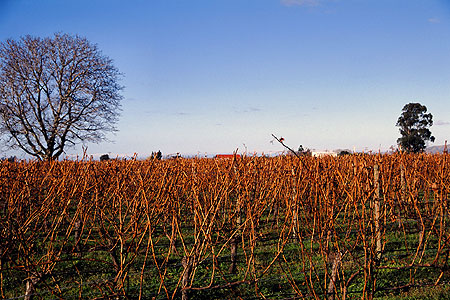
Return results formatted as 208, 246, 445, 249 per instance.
376, 284, 450, 300
2, 205, 450, 299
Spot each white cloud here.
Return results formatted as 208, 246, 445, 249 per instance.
435, 120, 450, 126
232, 106, 263, 113
281, 0, 320, 7
428, 17, 440, 24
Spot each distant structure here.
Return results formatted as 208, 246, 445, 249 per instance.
150, 150, 162, 160
167, 153, 181, 159
1, 156, 17, 162
100, 154, 110, 161
215, 154, 241, 159
311, 151, 337, 158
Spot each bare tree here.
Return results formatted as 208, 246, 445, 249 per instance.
0, 33, 123, 160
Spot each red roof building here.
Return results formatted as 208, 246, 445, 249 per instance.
214, 154, 241, 159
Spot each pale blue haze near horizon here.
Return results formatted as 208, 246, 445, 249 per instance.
1, 0, 450, 158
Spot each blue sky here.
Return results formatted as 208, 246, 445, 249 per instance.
1, 0, 450, 158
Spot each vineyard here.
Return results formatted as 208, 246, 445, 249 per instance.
0, 154, 450, 299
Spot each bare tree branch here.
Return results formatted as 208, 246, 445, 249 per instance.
271, 134, 301, 158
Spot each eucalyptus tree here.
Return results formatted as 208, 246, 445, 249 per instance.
396, 103, 434, 153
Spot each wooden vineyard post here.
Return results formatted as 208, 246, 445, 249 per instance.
229, 236, 238, 274
374, 164, 382, 260
397, 163, 406, 229
74, 219, 82, 258
229, 204, 240, 274
181, 256, 193, 300
400, 164, 406, 203
272, 199, 279, 228
0, 251, 3, 299
229, 160, 240, 274
326, 178, 341, 300
366, 163, 383, 300
291, 168, 299, 241
292, 203, 298, 240
327, 252, 342, 300
24, 272, 41, 300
